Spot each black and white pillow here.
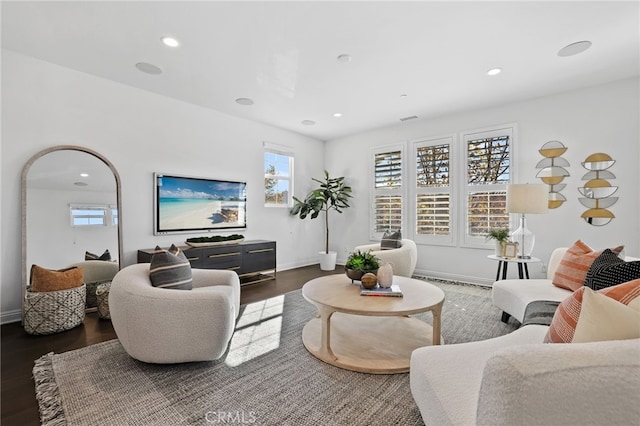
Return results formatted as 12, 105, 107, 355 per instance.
380, 230, 402, 250
149, 244, 193, 290
85, 249, 112, 261
584, 249, 640, 291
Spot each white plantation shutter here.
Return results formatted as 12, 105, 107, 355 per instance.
413, 137, 454, 245
416, 193, 450, 235
371, 146, 404, 238
463, 126, 514, 246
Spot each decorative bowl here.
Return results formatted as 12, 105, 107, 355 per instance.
345, 268, 378, 282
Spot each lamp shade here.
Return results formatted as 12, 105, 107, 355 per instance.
507, 184, 549, 214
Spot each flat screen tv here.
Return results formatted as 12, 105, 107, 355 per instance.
154, 173, 247, 235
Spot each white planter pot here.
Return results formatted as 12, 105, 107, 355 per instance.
495, 241, 504, 257
319, 251, 337, 271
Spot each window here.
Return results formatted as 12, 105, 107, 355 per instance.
413, 136, 454, 245
111, 206, 119, 226
371, 146, 404, 238
463, 126, 514, 246
70, 204, 109, 227
370, 125, 515, 249
264, 142, 294, 207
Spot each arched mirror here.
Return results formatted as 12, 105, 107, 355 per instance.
21, 146, 123, 319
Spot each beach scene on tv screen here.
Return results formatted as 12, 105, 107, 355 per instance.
158, 176, 246, 230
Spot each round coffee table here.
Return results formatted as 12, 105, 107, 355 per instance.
301, 274, 445, 374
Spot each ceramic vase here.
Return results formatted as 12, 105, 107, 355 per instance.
377, 262, 393, 288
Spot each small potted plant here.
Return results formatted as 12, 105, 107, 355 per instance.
344, 250, 381, 282
486, 228, 511, 257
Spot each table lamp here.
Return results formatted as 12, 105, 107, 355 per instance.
507, 184, 548, 258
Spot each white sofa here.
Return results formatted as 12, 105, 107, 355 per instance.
492, 247, 570, 323
354, 239, 417, 277
110, 263, 240, 363
492, 248, 639, 324
410, 325, 640, 425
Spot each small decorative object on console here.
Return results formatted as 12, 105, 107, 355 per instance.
185, 234, 245, 247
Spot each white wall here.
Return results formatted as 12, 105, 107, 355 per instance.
3, 48, 638, 323
1, 49, 327, 323
326, 77, 640, 285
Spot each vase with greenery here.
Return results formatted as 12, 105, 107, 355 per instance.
344, 249, 380, 282
290, 170, 352, 270
486, 228, 511, 256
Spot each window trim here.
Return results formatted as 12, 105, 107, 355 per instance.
69, 203, 111, 227
370, 143, 406, 240
410, 134, 456, 246
459, 123, 517, 248
263, 142, 294, 208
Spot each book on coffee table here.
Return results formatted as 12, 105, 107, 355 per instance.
360, 284, 403, 297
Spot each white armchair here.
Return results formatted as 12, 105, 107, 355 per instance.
69, 260, 119, 308
109, 263, 240, 364
354, 239, 418, 277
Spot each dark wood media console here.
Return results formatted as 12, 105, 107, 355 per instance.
137, 240, 276, 286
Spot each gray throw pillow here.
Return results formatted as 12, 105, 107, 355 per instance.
584, 249, 640, 291
85, 249, 111, 261
149, 244, 192, 290
380, 230, 402, 250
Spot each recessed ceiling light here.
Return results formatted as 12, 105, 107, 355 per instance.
161, 36, 180, 48
80, 173, 89, 178
301, 120, 315, 125
487, 67, 502, 76
74, 182, 88, 187
333, 113, 343, 117
135, 62, 162, 75
400, 94, 408, 98
235, 98, 254, 106
558, 40, 592, 57
337, 54, 352, 63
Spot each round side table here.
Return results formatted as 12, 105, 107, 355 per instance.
488, 255, 541, 281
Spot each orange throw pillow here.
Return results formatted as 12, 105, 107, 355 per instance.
30, 265, 84, 292
544, 278, 640, 343
552, 240, 623, 291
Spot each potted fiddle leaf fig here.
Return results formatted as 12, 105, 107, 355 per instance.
290, 170, 352, 270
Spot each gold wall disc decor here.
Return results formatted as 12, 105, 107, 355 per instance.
536, 141, 570, 209
578, 153, 617, 226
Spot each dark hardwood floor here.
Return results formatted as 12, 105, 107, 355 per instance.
1, 265, 336, 426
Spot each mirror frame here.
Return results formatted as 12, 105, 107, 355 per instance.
21, 145, 123, 319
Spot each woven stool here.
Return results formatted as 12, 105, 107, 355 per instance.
96, 282, 111, 320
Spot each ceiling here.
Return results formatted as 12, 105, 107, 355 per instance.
2, 1, 639, 141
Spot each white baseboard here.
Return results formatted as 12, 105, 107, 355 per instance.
413, 268, 494, 287
1, 309, 22, 325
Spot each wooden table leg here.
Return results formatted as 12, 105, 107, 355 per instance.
318, 305, 337, 361
524, 263, 530, 279
495, 261, 502, 281
501, 262, 508, 280
431, 302, 443, 345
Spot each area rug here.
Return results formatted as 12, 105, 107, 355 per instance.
34, 281, 517, 426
